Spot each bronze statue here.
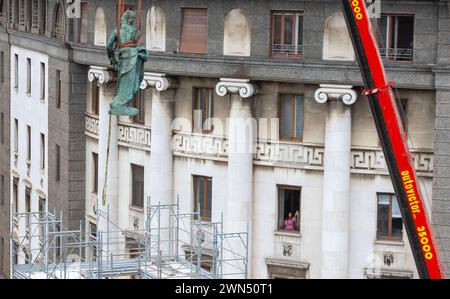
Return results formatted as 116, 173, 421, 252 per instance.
106, 10, 149, 116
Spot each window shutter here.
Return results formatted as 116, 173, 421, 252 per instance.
180, 8, 207, 54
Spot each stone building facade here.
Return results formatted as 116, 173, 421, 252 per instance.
0, 0, 449, 279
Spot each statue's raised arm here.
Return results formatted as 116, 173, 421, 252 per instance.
107, 10, 149, 117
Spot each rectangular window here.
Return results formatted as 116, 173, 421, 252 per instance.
193, 88, 213, 133
26, 58, 31, 94
56, 70, 61, 108
0, 112, 4, 144
56, 144, 60, 182
40, 133, 45, 170
14, 118, 18, 153
377, 15, 414, 62
26, 125, 31, 161
92, 82, 100, 115
92, 152, 98, 194
271, 12, 303, 58
14, 53, 18, 89
0, 51, 4, 83
193, 175, 212, 222
131, 164, 144, 208
277, 186, 301, 231
279, 94, 303, 141
80, 2, 88, 43
0, 175, 4, 206
180, 8, 207, 54
377, 193, 403, 240
40, 62, 45, 100
25, 188, 30, 228
131, 90, 145, 124
13, 179, 18, 214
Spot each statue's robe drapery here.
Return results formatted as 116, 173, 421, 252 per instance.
106, 27, 149, 116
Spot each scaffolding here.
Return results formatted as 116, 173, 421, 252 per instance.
10, 197, 248, 279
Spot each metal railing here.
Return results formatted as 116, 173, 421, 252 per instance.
379, 47, 413, 62
54, 23, 65, 40
272, 43, 303, 57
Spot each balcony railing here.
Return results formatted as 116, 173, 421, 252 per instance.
54, 23, 65, 40
272, 44, 303, 58
0, 14, 6, 28
379, 47, 413, 62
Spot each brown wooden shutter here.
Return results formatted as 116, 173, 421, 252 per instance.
180, 8, 207, 54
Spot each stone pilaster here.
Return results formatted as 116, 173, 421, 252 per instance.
141, 73, 176, 257
314, 84, 357, 279
216, 78, 257, 278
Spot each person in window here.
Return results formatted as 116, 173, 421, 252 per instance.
294, 210, 300, 230
284, 212, 296, 230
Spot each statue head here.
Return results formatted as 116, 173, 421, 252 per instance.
121, 10, 136, 26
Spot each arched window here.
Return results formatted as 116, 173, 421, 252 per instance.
146, 6, 165, 51
223, 9, 251, 56
94, 7, 106, 46
53, 1, 65, 40
323, 13, 354, 61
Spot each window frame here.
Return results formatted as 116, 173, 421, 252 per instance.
193, 175, 212, 222
376, 193, 403, 241
131, 89, 145, 125
40, 132, 45, 170
179, 7, 208, 54
278, 93, 304, 142
26, 57, 31, 95
276, 185, 301, 233
92, 152, 98, 194
131, 164, 145, 209
91, 81, 100, 115
376, 14, 415, 63
270, 11, 303, 59
192, 88, 214, 133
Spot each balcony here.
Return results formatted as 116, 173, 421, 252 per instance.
271, 44, 303, 58
0, 13, 6, 28
379, 48, 413, 62
54, 23, 65, 40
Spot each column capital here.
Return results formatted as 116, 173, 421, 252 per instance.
314, 84, 358, 105
140, 72, 176, 92
88, 66, 115, 85
216, 78, 258, 99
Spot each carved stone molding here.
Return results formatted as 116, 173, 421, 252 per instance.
216, 78, 257, 98
172, 132, 228, 160
88, 66, 115, 85
140, 72, 175, 92
118, 123, 152, 150
85, 113, 99, 137
314, 84, 358, 105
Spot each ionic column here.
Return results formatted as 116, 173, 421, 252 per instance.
141, 73, 176, 258
88, 66, 118, 243
314, 84, 357, 279
216, 78, 257, 278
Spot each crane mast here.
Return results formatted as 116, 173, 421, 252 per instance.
341, 0, 445, 279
